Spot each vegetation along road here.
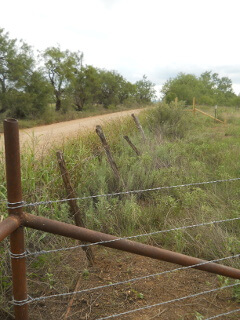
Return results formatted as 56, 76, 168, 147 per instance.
0, 108, 143, 152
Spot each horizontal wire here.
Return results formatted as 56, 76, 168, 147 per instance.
7, 177, 240, 209
96, 283, 240, 320
24, 216, 240, 257
205, 308, 240, 319
11, 254, 240, 305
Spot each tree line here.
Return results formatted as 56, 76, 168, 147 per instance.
161, 72, 240, 107
0, 28, 156, 118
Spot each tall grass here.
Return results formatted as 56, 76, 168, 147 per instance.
1, 102, 240, 316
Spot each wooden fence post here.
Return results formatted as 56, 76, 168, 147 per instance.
4, 119, 28, 320
131, 113, 146, 141
123, 136, 141, 156
56, 151, 94, 266
193, 97, 196, 115
96, 125, 125, 188
175, 97, 178, 106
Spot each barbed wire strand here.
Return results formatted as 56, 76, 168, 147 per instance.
205, 308, 240, 320
96, 283, 240, 320
23, 216, 240, 257
7, 177, 240, 209
11, 254, 240, 305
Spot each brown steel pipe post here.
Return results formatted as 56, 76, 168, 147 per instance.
23, 213, 240, 280
0, 216, 21, 242
4, 119, 28, 320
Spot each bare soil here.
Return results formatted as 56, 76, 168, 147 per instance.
0, 108, 143, 152
23, 248, 239, 320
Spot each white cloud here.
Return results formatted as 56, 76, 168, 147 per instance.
1, 0, 240, 93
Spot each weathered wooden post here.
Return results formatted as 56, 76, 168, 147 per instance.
193, 97, 196, 115
175, 97, 178, 106
4, 119, 28, 320
56, 151, 94, 265
123, 136, 141, 156
96, 125, 125, 188
131, 113, 146, 141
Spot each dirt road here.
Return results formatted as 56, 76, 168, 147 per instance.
0, 108, 143, 153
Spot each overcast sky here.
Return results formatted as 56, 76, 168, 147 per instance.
1, 0, 240, 95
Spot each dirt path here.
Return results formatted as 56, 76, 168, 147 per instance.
0, 108, 143, 152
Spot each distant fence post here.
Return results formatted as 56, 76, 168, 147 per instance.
193, 97, 196, 115
215, 105, 218, 120
4, 119, 28, 320
175, 97, 178, 106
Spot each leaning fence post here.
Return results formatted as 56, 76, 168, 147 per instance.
96, 125, 125, 188
123, 135, 141, 156
4, 119, 28, 320
131, 113, 146, 141
56, 150, 94, 266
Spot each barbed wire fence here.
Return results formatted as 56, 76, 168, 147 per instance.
2, 176, 240, 319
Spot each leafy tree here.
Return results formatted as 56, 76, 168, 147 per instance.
70, 65, 101, 111
161, 73, 200, 105
135, 75, 156, 103
0, 28, 35, 113
97, 69, 123, 107
162, 71, 236, 106
43, 46, 83, 111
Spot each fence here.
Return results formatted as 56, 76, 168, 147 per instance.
0, 118, 240, 319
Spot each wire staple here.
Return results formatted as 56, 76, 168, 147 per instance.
9, 250, 29, 259
12, 295, 33, 306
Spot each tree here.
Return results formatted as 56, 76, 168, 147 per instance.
70, 65, 101, 111
135, 75, 156, 103
161, 73, 200, 105
43, 46, 83, 111
161, 71, 236, 106
0, 28, 35, 113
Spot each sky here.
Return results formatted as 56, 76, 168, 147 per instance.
1, 0, 240, 96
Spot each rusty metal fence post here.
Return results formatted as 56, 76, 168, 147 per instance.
4, 119, 28, 320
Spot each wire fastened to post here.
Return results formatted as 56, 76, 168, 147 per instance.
12, 295, 33, 306
7, 201, 26, 209
9, 250, 29, 259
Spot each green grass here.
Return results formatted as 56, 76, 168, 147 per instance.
1, 102, 240, 315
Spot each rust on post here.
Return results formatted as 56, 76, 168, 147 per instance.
0, 216, 21, 242
131, 113, 146, 141
56, 150, 94, 265
4, 119, 28, 320
23, 212, 240, 280
123, 136, 141, 156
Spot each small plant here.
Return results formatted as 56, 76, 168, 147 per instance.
194, 311, 204, 319
82, 269, 90, 280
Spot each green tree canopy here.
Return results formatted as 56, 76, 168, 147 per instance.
0, 28, 52, 117
43, 46, 83, 111
135, 75, 156, 103
161, 71, 237, 106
